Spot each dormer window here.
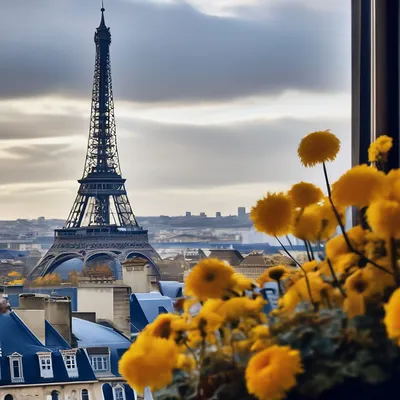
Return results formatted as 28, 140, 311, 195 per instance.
8, 352, 24, 383
60, 349, 78, 378
87, 347, 110, 374
37, 352, 53, 379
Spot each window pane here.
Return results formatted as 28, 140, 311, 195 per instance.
81, 389, 89, 400
114, 388, 124, 400
12, 360, 20, 377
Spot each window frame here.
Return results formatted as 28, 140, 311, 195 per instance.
8, 353, 24, 383
37, 352, 54, 379
113, 385, 126, 400
60, 349, 79, 378
81, 388, 90, 400
90, 354, 110, 372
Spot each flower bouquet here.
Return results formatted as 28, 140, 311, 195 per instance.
119, 131, 400, 400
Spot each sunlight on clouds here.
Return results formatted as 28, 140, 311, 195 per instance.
1, 91, 350, 127
0, 180, 76, 197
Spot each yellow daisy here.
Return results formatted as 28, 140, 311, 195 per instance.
185, 258, 235, 300
289, 182, 324, 208
298, 130, 340, 167
245, 345, 303, 400
251, 192, 293, 236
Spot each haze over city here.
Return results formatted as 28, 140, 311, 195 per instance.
0, 0, 350, 219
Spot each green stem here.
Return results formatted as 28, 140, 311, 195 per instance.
323, 162, 392, 276
275, 235, 316, 309
327, 258, 347, 298
308, 241, 315, 260
304, 240, 312, 262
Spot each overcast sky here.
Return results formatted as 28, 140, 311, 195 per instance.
0, 0, 350, 219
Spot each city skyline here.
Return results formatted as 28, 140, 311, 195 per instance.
0, 0, 350, 219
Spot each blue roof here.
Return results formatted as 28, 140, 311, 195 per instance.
130, 292, 174, 335
157, 281, 184, 299
0, 250, 28, 259
0, 312, 96, 386
45, 320, 70, 350
72, 317, 131, 377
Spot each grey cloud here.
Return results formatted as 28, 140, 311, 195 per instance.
0, 113, 350, 193
0, 0, 349, 103
118, 117, 351, 191
0, 143, 85, 186
0, 114, 86, 140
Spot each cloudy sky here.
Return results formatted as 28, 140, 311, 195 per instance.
0, 0, 350, 219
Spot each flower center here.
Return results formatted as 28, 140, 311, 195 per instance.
269, 269, 284, 281
205, 272, 216, 282
353, 279, 368, 293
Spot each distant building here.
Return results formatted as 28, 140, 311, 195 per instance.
199, 212, 207, 217
157, 258, 190, 282
208, 249, 244, 266
237, 251, 296, 279
238, 207, 246, 218
216, 212, 222, 218
185, 212, 192, 217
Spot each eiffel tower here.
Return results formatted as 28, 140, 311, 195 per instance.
29, 7, 160, 280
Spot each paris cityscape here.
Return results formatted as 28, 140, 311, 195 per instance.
3, 1, 397, 400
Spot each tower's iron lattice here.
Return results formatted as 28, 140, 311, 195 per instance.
27, 8, 160, 281
65, 8, 138, 228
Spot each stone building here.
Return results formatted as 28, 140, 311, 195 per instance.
236, 251, 296, 280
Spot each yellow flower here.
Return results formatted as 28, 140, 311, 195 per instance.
232, 273, 255, 292
233, 339, 253, 352
325, 225, 366, 261
302, 260, 319, 273
191, 299, 226, 332
119, 335, 178, 393
257, 265, 291, 286
251, 325, 270, 339
222, 296, 265, 321
187, 329, 216, 347
143, 314, 183, 340
332, 164, 387, 208
368, 143, 378, 163
365, 261, 396, 293
343, 293, 366, 319
185, 258, 235, 300
175, 354, 196, 372
384, 288, 400, 341
367, 200, 400, 239
332, 253, 361, 276
279, 272, 329, 313
369, 135, 393, 162
289, 182, 324, 209
344, 269, 375, 297
249, 325, 271, 351
245, 345, 303, 400
292, 206, 321, 242
298, 130, 340, 167
316, 198, 344, 240
251, 192, 293, 236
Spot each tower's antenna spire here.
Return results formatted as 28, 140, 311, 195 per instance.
99, 0, 106, 27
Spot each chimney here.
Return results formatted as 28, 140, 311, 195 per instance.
17, 293, 73, 346
44, 297, 72, 346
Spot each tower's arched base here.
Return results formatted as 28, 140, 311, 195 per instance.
28, 226, 160, 281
